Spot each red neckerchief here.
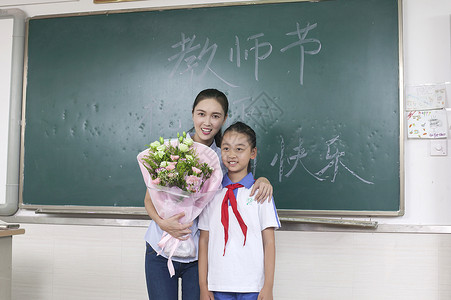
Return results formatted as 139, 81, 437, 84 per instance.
221, 183, 247, 256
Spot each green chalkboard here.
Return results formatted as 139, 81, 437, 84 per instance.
21, 0, 402, 215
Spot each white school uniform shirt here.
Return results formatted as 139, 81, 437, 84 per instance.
144, 133, 223, 263
198, 173, 281, 293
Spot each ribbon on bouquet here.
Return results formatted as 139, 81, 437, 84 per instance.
157, 232, 180, 277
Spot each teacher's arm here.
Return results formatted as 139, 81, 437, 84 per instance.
251, 177, 273, 203
144, 190, 192, 240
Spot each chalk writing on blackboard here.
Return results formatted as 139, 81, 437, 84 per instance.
280, 22, 321, 85
230, 33, 273, 81
271, 134, 324, 182
168, 33, 238, 87
270, 134, 374, 184
231, 92, 283, 131
315, 135, 374, 184
167, 21, 321, 87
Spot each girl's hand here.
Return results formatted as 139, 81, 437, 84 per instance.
158, 212, 192, 240
200, 288, 215, 300
258, 285, 273, 300
251, 177, 273, 203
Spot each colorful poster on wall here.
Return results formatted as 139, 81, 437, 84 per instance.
406, 84, 447, 111
407, 109, 448, 139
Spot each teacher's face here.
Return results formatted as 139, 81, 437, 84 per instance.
192, 98, 227, 146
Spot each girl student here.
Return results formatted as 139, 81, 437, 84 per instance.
198, 122, 281, 300
143, 89, 274, 300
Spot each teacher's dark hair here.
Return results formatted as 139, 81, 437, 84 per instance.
192, 89, 229, 146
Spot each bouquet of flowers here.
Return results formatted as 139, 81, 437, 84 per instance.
137, 132, 222, 276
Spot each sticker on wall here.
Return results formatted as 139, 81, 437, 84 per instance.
407, 109, 448, 139
406, 84, 447, 111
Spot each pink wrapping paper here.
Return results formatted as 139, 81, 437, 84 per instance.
137, 141, 223, 277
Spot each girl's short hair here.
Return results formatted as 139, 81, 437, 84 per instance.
223, 122, 257, 173
192, 89, 229, 146
223, 121, 256, 148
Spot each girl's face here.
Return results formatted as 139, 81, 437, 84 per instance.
192, 98, 227, 146
221, 131, 257, 180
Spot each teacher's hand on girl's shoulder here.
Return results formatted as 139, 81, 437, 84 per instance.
158, 212, 193, 240
251, 177, 273, 203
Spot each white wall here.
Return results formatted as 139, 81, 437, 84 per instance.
397, 0, 451, 226
0, 18, 13, 205
10, 223, 451, 300
1, 0, 451, 299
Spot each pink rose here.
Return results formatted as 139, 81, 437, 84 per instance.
166, 164, 176, 171
186, 175, 202, 193
170, 155, 180, 161
186, 175, 201, 185
151, 178, 160, 185
192, 167, 201, 174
